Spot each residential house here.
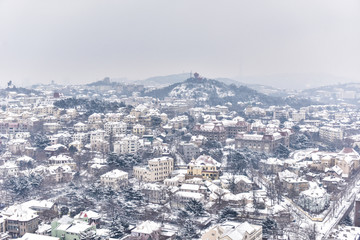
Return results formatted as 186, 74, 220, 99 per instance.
130, 221, 161, 240
201, 221, 262, 240
186, 155, 221, 180
132, 124, 146, 137
100, 169, 128, 190
48, 155, 76, 171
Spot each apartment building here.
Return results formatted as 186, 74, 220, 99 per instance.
4, 210, 39, 238
113, 135, 140, 154
319, 126, 343, 142
133, 156, 174, 182
104, 121, 127, 135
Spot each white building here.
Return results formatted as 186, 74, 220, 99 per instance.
100, 169, 128, 190
113, 135, 140, 154
104, 122, 127, 135
133, 156, 174, 182
297, 185, 330, 214
201, 221, 262, 240
73, 122, 87, 132
319, 126, 343, 142
48, 155, 76, 171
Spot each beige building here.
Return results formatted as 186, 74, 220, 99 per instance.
4, 209, 39, 238
132, 124, 146, 137
312, 148, 360, 178
100, 169, 128, 190
187, 155, 221, 180
133, 156, 174, 182
201, 221, 262, 240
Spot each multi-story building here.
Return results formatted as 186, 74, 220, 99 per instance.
193, 122, 226, 143
100, 169, 128, 190
90, 130, 105, 145
132, 124, 146, 137
0, 122, 29, 134
319, 126, 343, 142
178, 142, 200, 161
7, 139, 31, 155
46, 165, 73, 183
73, 122, 87, 132
186, 155, 221, 180
291, 110, 306, 122
133, 156, 174, 182
72, 132, 89, 144
5, 209, 39, 238
88, 113, 102, 125
113, 135, 140, 154
312, 148, 360, 178
48, 155, 76, 171
222, 120, 250, 138
235, 131, 290, 153
51, 216, 95, 240
0, 216, 5, 233
105, 113, 123, 122
104, 122, 127, 135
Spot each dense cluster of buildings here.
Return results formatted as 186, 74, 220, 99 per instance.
2, 81, 360, 239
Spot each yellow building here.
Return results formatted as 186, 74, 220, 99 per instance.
132, 124, 146, 137
187, 155, 221, 180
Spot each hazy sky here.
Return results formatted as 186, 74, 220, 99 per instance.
0, 0, 359, 87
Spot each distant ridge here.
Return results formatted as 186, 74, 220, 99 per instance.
143, 76, 317, 108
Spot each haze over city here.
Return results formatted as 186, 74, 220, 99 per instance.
0, 0, 359, 89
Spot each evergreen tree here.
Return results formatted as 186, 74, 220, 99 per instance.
274, 144, 290, 159
32, 133, 50, 149
228, 175, 237, 194
340, 214, 353, 226
262, 217, 277, 238
60, 206, 69, 216
227, 150, 248, 174
123, 187, 143, 202
109, 217, 129, 239
185, 199, 205, 217
219, 207, 238, 222
354, 145, 360, 154
178, 220, 199, 239
69, 145, 78, 156
107, 152, 119, 166
151, 115, 162, 128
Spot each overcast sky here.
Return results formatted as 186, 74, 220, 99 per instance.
0, 0, 359, 87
